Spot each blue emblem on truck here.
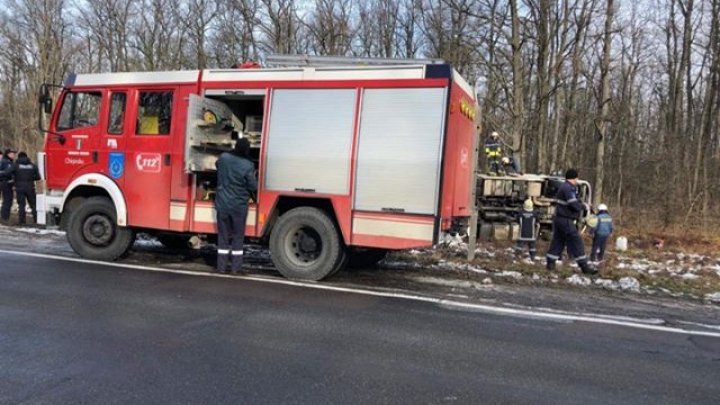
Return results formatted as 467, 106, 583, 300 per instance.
109, 152, 125, 179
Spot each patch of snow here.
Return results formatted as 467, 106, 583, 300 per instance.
12, 227, 66, 236
594, 278, 618, 290
467, 266, 488, 275
681, 273, 699, 280
532, 273, 541, 281
481, 277, 493, 285
566, 274, 591, 287
134, 239, 163, 248
496, 271, 523, 280
414, 276, 477, 289
704, 292, 720, 304
618, 277, 641, 292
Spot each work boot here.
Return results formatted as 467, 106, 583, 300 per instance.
216, 254, 229, 274
579, 261, 598, 275
230, 251, 244, 274
546, 260, 556, 271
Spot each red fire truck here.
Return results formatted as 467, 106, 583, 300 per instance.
37, 59, 479, 280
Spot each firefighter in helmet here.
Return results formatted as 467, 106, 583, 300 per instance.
214, 136, 258, 274
484, 131, 502, 173
590, 203, 614, 262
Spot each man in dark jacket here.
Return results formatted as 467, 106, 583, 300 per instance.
0, 148, 16, 223
545, 169, 597, 274
214, 138, 257, 274
2, 152, 41, 225
590, 204, 614, 262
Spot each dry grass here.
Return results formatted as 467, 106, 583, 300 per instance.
386, 225, 720, 299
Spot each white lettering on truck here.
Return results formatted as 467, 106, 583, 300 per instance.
135, 153, 162, 173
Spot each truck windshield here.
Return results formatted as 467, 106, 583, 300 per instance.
57, 91, 102, 131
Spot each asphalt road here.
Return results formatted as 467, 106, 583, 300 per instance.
1, 253, 718, 404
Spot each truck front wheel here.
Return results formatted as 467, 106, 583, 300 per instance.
66, 196, 135, 261
269, 207, 346, 281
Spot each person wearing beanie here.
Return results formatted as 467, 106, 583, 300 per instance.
0, 148, 16, 223
514, 198, 540, 260
214, 137, 257, 274
590, 204, 614, 262
1, 151, 40, 225
545, 169, 597, 274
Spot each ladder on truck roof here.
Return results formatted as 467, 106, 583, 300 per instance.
265, 54, 446, 67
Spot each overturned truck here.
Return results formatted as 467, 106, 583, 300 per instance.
476, 173, 593, 240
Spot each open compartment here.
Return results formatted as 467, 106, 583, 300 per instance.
184, 91, 265, 202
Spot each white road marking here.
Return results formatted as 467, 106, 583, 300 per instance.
1, 249, 719, 338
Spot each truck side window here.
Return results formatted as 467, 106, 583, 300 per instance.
57, 91, 102, 131
108, 92, 127, 134
136, 91, 173, 135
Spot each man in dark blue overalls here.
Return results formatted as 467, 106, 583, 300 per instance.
1, 152, 41, 225
546, 169, 597, 274
0, 149, 16, 224
215, 138, 257, 274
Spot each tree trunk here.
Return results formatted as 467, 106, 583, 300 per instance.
594, 0, 615, 204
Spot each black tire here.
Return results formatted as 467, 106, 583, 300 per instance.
60, 197, 85, 230
66, 196, 135, 261
156, 233, 192, 250
347, 248, 387, 269
269, 207, 346, 281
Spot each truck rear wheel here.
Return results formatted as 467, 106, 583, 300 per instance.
66, 196, 135, 261
269, 207, 346, 281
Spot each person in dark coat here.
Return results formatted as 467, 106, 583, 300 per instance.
590, 204, 614, 262
1, 152, 41, 225
514, 199, 539, 260
214, 137, 257, 274
0, 148, 16, 223
545, 169, 597, 274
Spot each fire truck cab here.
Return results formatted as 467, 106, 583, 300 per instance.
37, 62, 479, 280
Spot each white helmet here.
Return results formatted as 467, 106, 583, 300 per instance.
491, 131, 499, 137
501, 156, 510, 164
598, 203, 608, 211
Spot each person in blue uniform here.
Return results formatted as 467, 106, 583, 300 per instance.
1, 152, 40, 225
0, 148, 16, 224
545, 169, 597, 274
590, 204, 613, 262
214, 137, 257, 274
514, 199, 539, 260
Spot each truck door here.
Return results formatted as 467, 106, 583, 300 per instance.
124, 89, 176, 229
45, 90, 103, 189
99, 91, 129, 188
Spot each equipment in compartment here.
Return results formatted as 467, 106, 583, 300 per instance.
244, 115, 262, 148
185, 94, 265, 172
186, 95, 242, 172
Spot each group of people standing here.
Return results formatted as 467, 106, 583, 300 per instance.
0, 148, 40, 226
513, 169, 614, 275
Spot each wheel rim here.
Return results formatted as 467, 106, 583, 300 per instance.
285, 225, 323, 266
81, 213, 115, 247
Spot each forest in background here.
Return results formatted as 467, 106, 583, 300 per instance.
1, 0, 718, 230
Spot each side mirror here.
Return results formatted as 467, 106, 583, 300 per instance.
38, 84, 53, 115
43, 97, 53, 115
